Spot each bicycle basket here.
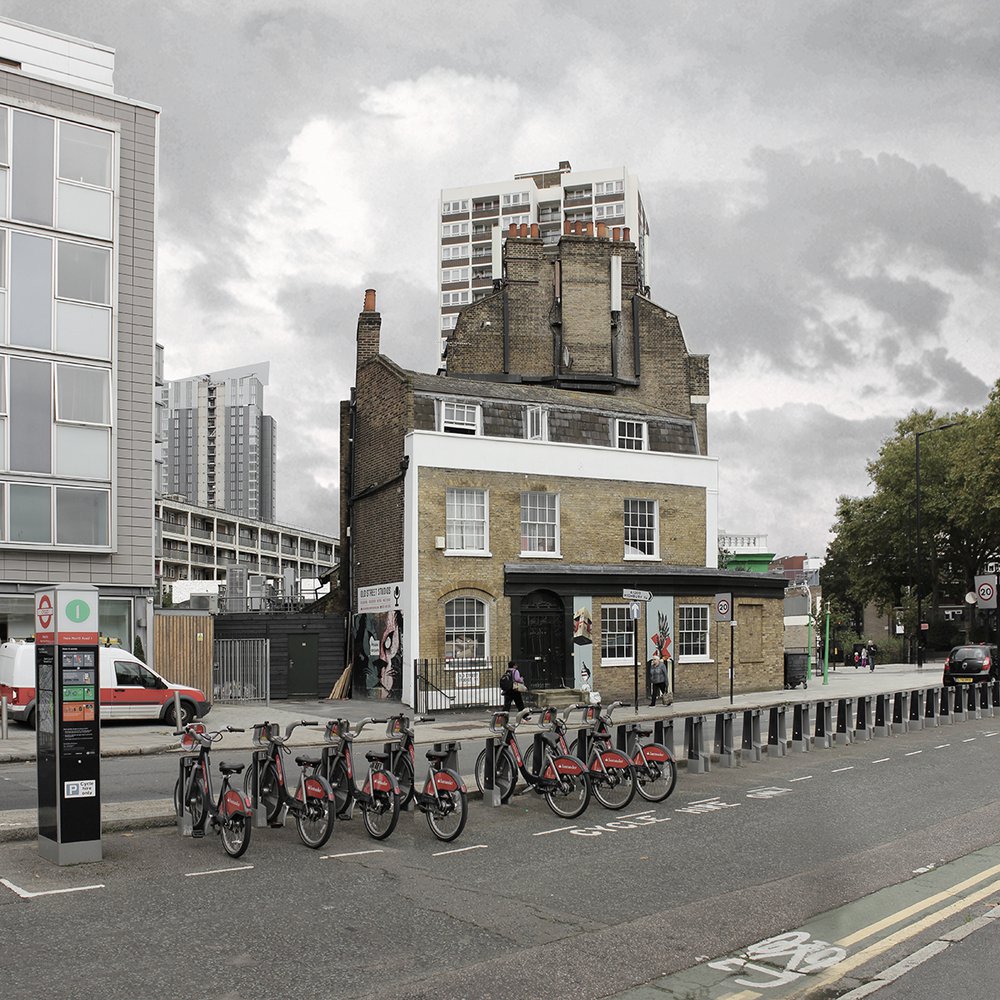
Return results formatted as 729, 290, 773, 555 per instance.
325, 718, 348, 740
489, 711, 509, 733
540, 707, 557, 727
583, 705, 599, 724
386, 716, 406, 737
178, 723, 206, 751
251, 722, 279, 747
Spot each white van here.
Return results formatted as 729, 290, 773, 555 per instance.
0, 640, 210, 728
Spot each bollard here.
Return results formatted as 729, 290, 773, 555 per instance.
993, 678, 1000, 710
980, 681, 994, 719
909, 689, 925, 731
855, 696, 872, 740
741, 709, 763, 762
835, 698, 855, 746
874, 693, 891, 737
1, 695, 6, 740
939, 686, 953, 723
176, 756, 195, 837
925, 687, 939, 727
792, 703, 811, 752
892, 691, 908, 733
432, 740, 462, 773
684, 715, 709, 773
814, 701, 833, 749
482, 736, 502, 807
967, 684, 980, 720
952, 686, 966, 723
714, 713, 735, 768
767, 705, 788, 757
654, 718, 674, 757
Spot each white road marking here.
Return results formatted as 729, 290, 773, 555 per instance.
962, 738, 976, 743
1, 878, 104, 898
873, 758, 891, 763
913, 863, 938, 874
184, 865, 254, 877
832, 766, 854, 773
320, 849, 384, 860
618, 809, 658, 819
984, 732, 998, 737
534, 824, 579, 836
433, 844, 488, 857
905, 751, 923, 756
789, 776, 813, 782
935, 744, 951, 749
688, 796, 721, 805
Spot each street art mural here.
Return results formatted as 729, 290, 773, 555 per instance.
572, 597, 593, 690
352, 609, 403, 700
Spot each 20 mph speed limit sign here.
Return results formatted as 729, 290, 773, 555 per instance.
976, 575, 998, 609
714, 593, 733, 622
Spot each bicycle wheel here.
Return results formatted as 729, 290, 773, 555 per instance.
393, 752, 415, 809
296, 792, 334, 849
176, 775, 207, 828
330, 759, 352, 818
425, 773, 468, 842
362, 784, 400, 840
543, 757, 591, 819
220, 812, 252, 858
244, 759, 281, 823
474, 746, 517, 802
633, 743, 677, 802
591, 755, 637, 811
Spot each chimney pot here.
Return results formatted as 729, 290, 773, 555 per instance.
585, 222, 594, 238
363, 288, 376, 312
519, 223, 528, 238
623, 227, 631, 242
596, 222, 607, 239
573, 222, 582, 236
509, 223, 517, 238
563, 221, 571, 235
612, 227, 621, 242
530, 222, 539, 239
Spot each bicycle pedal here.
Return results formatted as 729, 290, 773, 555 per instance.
191, 827, 205, 839
336, 811, 352, 820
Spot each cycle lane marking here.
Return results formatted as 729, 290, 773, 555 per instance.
533, 824, 579, 836
184, 865, 254, 877
832, 766, 854, 773
1, 877, 104, 898
320, 849, 384, 860
433, 844, 488, 857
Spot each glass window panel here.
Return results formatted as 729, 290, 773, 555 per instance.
0, 227, 6, 286
56, 364, 111, 424
56, 487, 108, 546
10, 232, 52, 349
11, 111, 53, 226
9, 483, 51, 543
57, 242, 110, 304
0, 106, 7, 164
0, 166, 7, 219
0, 483, 4, 540
56, 424, 109, 479
56, 182, 112, 240
0, 416, 5, 469
58, 122, 112, 187
0, 357, 5, 411
0, 288, 5, 342
56, 301, 111, 358
99, 599, 131, 651
9, 358, 51, 473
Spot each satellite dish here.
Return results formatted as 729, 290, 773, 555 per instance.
965, 591, 978, 605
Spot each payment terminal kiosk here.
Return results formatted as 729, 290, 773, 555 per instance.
35, 584, 102, 864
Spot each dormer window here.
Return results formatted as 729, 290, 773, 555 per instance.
616, 418, 647, 450
524, 405, 547, 441
440, 400, 480, 435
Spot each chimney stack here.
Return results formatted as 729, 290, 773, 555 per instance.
519, 223, 528, 238
612, 227, 621, 242
596, 222, 607, 239
357, 288, 381, 370
529, 222, 539, 239
563, 221, 571, 235
623, 227, 631, 242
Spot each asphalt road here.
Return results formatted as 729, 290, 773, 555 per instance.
5, 716, 1000, 999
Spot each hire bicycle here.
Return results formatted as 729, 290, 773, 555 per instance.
173, 723, 253, 858
411, 735, 468, 842
474, 708, 591, 819
244, 720, 336, 849
319, 717, 402, 841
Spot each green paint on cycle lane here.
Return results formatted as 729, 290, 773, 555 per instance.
609, 842, 1000, 1000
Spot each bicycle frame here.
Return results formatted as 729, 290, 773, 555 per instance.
175, 726, 251, 838
503, 709, 586, 790
321, 717, 399, 818
248, 720, 333, 827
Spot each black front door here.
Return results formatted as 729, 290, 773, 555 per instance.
518, 591, 568, 689
288, 634, 319, 698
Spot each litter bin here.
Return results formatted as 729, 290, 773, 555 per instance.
784, 652, 808, 690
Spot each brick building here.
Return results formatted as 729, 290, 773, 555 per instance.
341, 224, 785, 706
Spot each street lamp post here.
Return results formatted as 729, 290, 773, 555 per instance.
914, 421, 961, 668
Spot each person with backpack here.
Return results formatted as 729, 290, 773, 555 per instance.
648, 653, 668, 706
499, 660, 526, 711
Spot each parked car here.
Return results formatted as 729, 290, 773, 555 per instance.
0, 639, 210, 728
942, 644, 998, 686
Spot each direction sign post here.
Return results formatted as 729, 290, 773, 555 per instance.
624, 590, 652, 714
715, 594, 735, 705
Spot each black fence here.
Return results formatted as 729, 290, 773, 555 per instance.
414, 657, 538, 714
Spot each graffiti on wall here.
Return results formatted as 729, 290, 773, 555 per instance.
572, 597, 593, 690
352, 610, 403, 700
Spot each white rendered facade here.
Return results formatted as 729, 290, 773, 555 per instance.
438, 161, 649, 358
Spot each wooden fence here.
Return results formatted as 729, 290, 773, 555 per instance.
154, 612, 214, 700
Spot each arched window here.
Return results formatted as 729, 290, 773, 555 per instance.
445, 597, 487, 660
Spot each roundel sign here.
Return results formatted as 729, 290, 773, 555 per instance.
717, 598, 731, 617
715, 592, 733, 622
979, 580, 996, 603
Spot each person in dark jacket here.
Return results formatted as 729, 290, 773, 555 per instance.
500, 660, 526, 711
649, 653, 668, 706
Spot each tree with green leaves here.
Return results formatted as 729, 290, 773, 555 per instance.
822, 381, 1000, 646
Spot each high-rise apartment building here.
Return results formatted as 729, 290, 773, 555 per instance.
438, 161, 649, 359
162, 362, 277, 522
0, 18, 157, 650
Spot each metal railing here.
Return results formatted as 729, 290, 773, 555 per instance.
414, 656, 534, 714
213, 638, 270, 704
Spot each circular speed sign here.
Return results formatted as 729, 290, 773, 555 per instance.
717, 598, 731, 617
979, 581, 996, 603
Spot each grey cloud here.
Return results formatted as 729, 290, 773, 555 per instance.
894, 348, 989, 408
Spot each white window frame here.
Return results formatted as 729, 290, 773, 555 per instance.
520, 491, 560, 557
444, 596, 488, 660
441, 290, 470, 306
445, 487, 489, 555
441, 266, 469, 284
601, 605, 634, 666
616, 418, 647, 451
441, 245, 466, 261
678, 605, 711, 661
442, 199, 469, 214
439, 400, 481, 435
624, 498, 658, 560
442, 222, 470, 238
524, 404, 547, 442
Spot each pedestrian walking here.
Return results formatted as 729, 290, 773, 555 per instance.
854, 651, 860, 669
860, 646, 868, 670
867, 642, 876, 672
498, 660, 527, 711
648, 653, 668, 706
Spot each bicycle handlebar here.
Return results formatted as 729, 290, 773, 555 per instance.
284, 719, 318, 739
354, 716, 388, 735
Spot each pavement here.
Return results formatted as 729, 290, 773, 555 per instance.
0, 658, 956, 841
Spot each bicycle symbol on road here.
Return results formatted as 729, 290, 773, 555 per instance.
707, 930, 847, 988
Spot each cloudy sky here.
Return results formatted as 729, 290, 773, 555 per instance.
8, 1, 999, 557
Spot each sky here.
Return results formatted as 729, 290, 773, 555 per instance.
7, 1, 998, 558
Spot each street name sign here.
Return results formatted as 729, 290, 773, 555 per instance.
623, 589, 652, 602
